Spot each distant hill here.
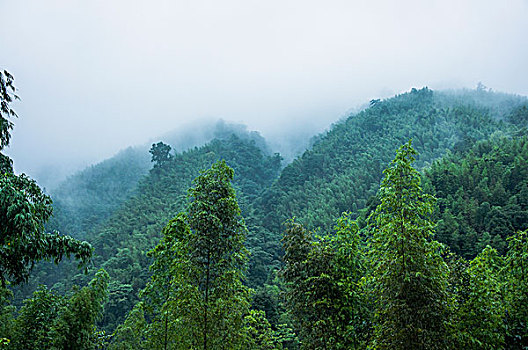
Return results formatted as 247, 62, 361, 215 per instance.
35, 133, 282, 331
46, 147, 150, 238
47, 120, 273, 239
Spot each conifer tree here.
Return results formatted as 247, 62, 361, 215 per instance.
186, 160, 251, 349
367, 140, 450, 349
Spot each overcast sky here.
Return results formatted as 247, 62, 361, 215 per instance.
1, 0, 527, 185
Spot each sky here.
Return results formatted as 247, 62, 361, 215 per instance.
1, 0, 527, 187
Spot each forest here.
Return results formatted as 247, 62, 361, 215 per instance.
1, 70, 528, 349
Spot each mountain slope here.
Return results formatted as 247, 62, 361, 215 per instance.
423, 135, 528, 258
246, 87, 527, 284
67, 134, 281, 330
47, 147, 150, 238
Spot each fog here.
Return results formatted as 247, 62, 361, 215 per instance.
1, 0, 527, 187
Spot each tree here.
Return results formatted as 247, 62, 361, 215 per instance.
140, 214, 189, 349
0, 70, 92, 285
109, 302, 147, 350
242, 310, 282, 349
367, 140, 450, 349
9, 269, 109, 350
504, 230, 528, 349
280, 213, 369, 349
11, 286, 61, 349
50, 269, 110, 350
149, 141, 172, 168
185, 159, 251, 349
455, 246, 505, 349
121, 160, 251, 349
0, 70, 18, 152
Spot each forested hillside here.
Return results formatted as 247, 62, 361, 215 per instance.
46, 120, 270, 240
4, 82, 528, 349
40, 134, 281, 331
46, 147, 150, 239
246, 87, 526, 285
423, 135, 528, 258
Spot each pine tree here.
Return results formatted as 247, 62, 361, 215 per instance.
368, 140, 450, 349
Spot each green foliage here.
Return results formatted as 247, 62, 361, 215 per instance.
15, 86, 528, 343
149, 141, 172, 168
508, 105, 528, 127
367, 141, 450, 349
281, 213, 369, 349
0, 70, 18, 151
48, 147, 150, 239
9, 269, 109, 350
242, 310, 282, 349
424, 136, 528, 258
0, 171, 93, 285
11, 286, 61, 349
50, 269, 110, 350
0, 286, 14, 345
109, 302, 147, 350
251, 87, 522, 285
0, 70, 93, 286
504, 230, 528, 348
112, 160, 251, 349
21, 134, 281, 332
455, 246, 505, 349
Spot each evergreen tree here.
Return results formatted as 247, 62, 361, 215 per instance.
367, 140, 450, 349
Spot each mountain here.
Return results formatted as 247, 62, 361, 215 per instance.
246, 87, 527, 285
47, 120, 272, 239
20, 87, 528, 332
35, 133, 280, 330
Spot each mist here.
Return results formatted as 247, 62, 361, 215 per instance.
1, 0, 527, 187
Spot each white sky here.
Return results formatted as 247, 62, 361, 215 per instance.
1, 0, 527, 185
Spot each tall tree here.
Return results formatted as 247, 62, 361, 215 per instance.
186, 159, 250, 349
119, 160, 251, 349
367, 140, 450, 349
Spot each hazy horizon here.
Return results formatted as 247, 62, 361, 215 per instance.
1, 0, 527, 187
